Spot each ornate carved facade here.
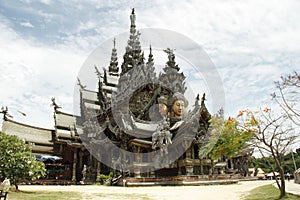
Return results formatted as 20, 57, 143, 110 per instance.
1, 9, 252, 185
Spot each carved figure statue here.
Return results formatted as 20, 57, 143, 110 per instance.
0, 106, 12, 120
77, 78, 87, 89
81, 164, 87, 183
170, 92, 188, 121
163, 48, 175, 63
51, 97, 62, 111
152, 118, 172, 155
157, 96, 168, 118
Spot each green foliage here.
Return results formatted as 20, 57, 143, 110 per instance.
0, 132, 46, 188
250, 157, 275, 173
8, 190, 81, 200
97, 174, 109, 183
251, 150, 300, 174
245, 184, 299, 200
198, 117, 222, 158
96, 172, 114, 185
209, 117, 254, 159
8, 189, 152, 200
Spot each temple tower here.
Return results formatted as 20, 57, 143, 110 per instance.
159, 48, 186, 95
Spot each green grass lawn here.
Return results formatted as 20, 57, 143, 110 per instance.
244, 184, 300, 200
6, 184, 300, 200
7, 189, 82, 200
7, 189, 152, 200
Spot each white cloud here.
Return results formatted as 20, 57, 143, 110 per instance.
0, 0, 299, 130
39, 0, 51, 5
20, 21, 34, 28
0, 18, 86, 128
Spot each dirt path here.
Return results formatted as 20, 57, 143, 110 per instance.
19, 180, 275, 200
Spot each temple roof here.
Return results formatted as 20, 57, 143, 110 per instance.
31, 145, 54, 154
105, 72, 119, 86
102, 84, 118, 93
81, 89, 98, 103
129, 138, 152, 148
56, 129, 74, 139
54, 110, 77, 130
2, 119, 54, 146
84, 102, 101, 111
133, 121, 158, 137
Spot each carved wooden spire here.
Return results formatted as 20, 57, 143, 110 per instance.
121, 8, 143, 75
159, 48, 186, 94
108, 38, 119, 75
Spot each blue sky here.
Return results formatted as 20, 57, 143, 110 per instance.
0, 0, 299, 129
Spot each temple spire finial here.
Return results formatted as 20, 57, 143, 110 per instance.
194, 94, 200, 107
147, 45, 154, 64
121, 8, 143, 75
201, 93, 206, 105
130, 8, 136, 27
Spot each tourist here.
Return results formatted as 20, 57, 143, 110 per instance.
286, 172, 291, 181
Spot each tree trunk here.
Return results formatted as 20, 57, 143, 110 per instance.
279, 178, 286, 199
279, 169, 286, 199
15, 183, 19, 191
272, 153, 286, 199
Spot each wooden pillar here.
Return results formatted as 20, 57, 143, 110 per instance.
133, 146, 141, 178
186, 147, 192, 158
72, 148, 78, 182
79, 150, 84, 172
200, 159, 204, 175
230, 158, 234, 169
96, 161, 101, 179
178, 167, 182, 175
191, 146, 194, 159
89, 152, 94, 181
59, 144, 63, 154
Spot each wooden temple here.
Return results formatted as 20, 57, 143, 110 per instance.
1, 9, 252, 185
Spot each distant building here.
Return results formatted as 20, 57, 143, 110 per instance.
249, 168, 265, 179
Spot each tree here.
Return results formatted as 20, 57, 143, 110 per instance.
250, 153, 299, 175
210, 117, 254, 160
237, 109, 297, 199
199, 116, 254, 176
0, 132, 46, 190
272, 71, 300, 126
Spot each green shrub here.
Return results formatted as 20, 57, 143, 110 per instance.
96, 174, 109, 185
